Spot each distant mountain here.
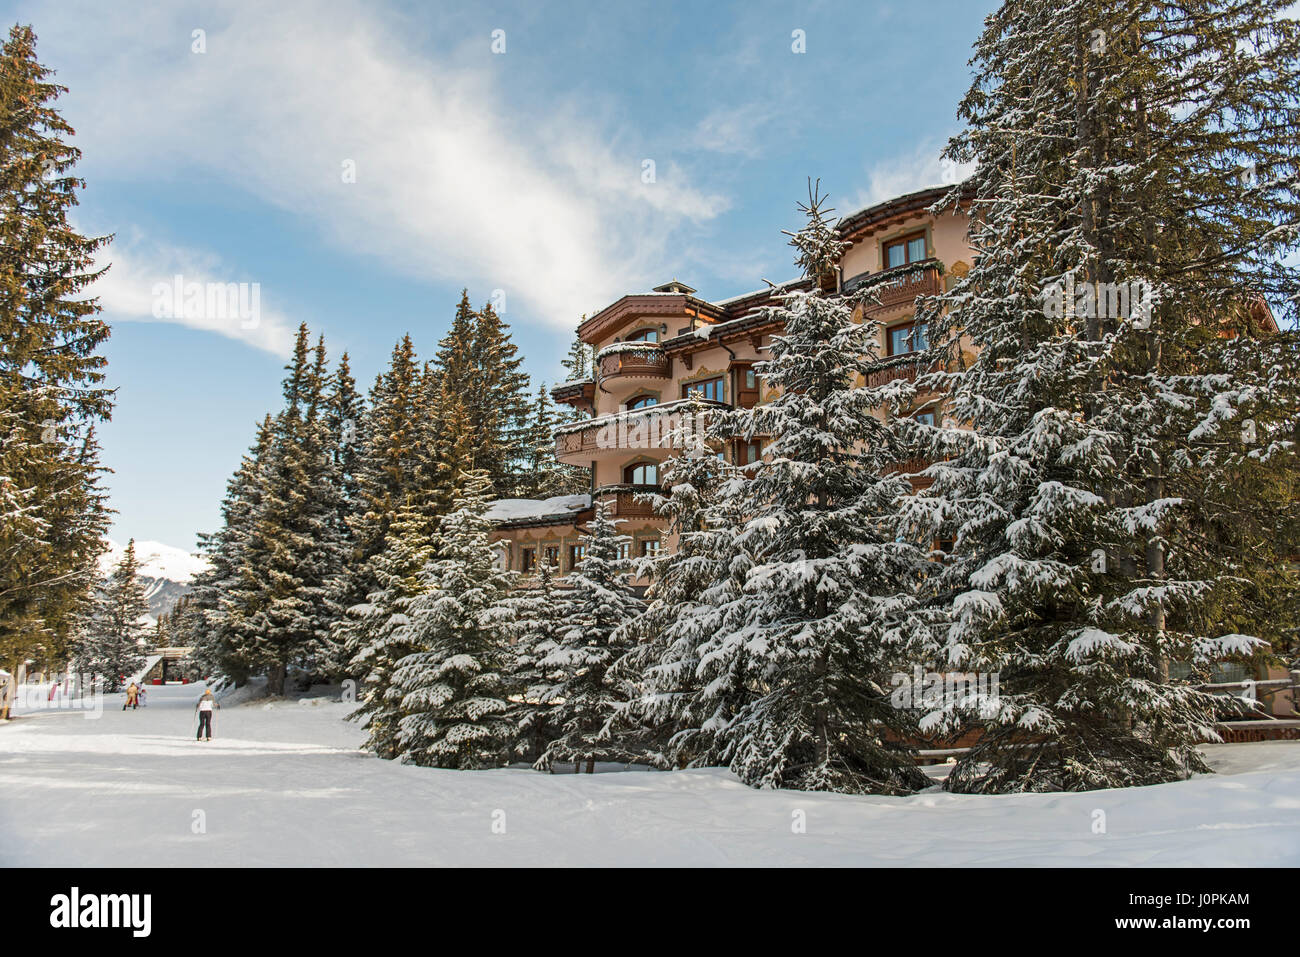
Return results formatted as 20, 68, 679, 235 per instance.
99, 539, 210, 624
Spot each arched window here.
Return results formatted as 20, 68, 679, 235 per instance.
624, 461, 659, 485
627, 394, 658, 410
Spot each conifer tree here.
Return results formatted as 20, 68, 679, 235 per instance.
187, 416, 273, 685
902, 0, 1300, 793
389, 470, 517, 768
79, 540, 148, 691
237, 328, 344, 692
346, 503, 435, 758
534, 500, 645, 772
0, 25, 112, 682
606, 425, 746, 767
678, 186, 931, 794
500, 560, 563, 764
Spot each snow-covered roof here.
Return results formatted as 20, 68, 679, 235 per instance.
709, 277, 803, 308
485, 494, 591, 523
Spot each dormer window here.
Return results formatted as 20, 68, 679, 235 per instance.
884, 232, 927, 270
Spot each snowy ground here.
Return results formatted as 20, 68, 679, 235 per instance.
3, 682, 1299, 867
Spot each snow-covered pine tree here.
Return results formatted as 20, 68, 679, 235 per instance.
80, 540, 149, 691
901, 0, 1300, 793
516, 383, 587, 499
680, 184, 932, 794
328, 337, 429, 685
605, 419, 746, 768
186, 416, 274, 685
470, 301, 533, 496
390, 470, 517, 768
0, 25, 112, 685
500, 560, 564, 764
239, 328, 346, 694
345, 503, 435, 758
534, 499, 646, 773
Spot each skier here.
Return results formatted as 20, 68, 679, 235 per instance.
195, 688, 218, 741
123, 682, 139, 710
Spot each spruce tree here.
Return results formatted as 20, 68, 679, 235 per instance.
903, 0, 1300, 793
678, 186, 931, 794
500, 561, 564, 764
606, 425, 745, 768
0, 25, 112, 685
80, 540, 148, 692
390, 470, 517, 768
534, 500, 645, 772
346, 503, 435, 758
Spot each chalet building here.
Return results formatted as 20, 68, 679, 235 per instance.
487, 184, 1297, 722
490, 184, 973, 576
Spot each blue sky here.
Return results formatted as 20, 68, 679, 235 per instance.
6, 0, 996, 550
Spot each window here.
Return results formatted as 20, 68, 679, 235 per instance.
884, 232, 927, 269
745, 369, 757, 390
627, 395, 658, 410
914, 412, 936, 427
737, 439, 763, 465
624, 462, 659, 485
639, 539, 661, 558
626, 328, 659, 343
569, 544, 586, 568
683, 377, 724, 402
617, 542, 631, 561
889, 321, 928, 356
521, 548, 535, 573
544, 545, 560, 568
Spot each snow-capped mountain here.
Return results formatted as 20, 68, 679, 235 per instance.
99, 539, 209, 623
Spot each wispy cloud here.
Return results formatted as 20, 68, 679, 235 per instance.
36, 0, 730, 330
848, 140, 974, 212
92, 230, 298, 357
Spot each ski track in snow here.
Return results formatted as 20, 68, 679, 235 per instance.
2, 683, 1299, 867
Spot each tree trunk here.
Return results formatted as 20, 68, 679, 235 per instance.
267, 661, 287, 697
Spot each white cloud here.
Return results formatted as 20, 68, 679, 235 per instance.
848, 140, 974, 213
91, 230, 298, 357
689, 103, 777, 158
34, 0, 730, 330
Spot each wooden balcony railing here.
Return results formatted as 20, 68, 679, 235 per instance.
594, 484, 661, 518
596, 345, 669, 382
861, 262, 943, 316
864, 355, 923, 388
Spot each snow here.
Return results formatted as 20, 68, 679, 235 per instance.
100, 538, 210, 582
2, 682, 1298, 866
484, 494, 590, 522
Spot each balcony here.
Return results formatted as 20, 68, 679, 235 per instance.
864, 355, 923, 388
860, 260, 943, 316
553, 398, 728, 463
596, 343, 670, 383
594, 483, 661, 519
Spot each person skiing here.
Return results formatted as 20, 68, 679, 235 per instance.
123, 682, 139, 710
195, 688, 218, 741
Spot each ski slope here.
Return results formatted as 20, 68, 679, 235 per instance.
2, 682, 1298, 867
